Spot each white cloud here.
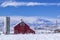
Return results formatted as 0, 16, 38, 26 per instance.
0, 16, 60, 24
0, 1, 60, 7
0, 1, 41, 7
0, 16, 60, 28
0, 16, 4, 23
10, 16, 37, 24
10, 16, 60, 24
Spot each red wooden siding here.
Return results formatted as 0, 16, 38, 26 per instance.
14, 22, 35, 34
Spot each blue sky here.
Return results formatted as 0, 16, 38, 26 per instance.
0, 0, 60, 18
15, 0, 60, 3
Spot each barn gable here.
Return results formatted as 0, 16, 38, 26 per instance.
14, 20, 35, 34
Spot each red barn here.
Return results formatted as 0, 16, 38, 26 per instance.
14, 19, 35, 34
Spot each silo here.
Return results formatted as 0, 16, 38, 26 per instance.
4, 16, 10, 34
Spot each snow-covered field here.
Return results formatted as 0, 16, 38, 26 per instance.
0, 16, 60, 40
0, 33, 60, 40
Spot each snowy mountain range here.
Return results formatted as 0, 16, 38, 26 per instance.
0, 16, 60, 31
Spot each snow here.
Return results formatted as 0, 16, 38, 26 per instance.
0, 16, 60, 40
35, 30, 54, 34
0, 34, 60, 40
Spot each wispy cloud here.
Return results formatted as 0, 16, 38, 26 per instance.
0, 1, 60, 7
0, 1, 41, 7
